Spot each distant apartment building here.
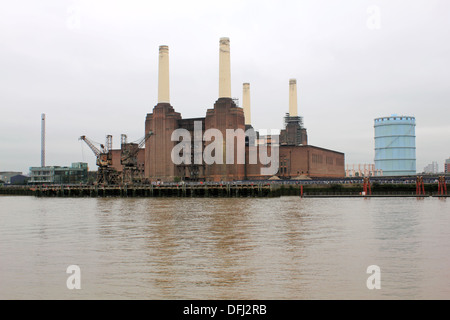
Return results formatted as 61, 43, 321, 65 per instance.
29, 162, 88, 184
445, 158, 450, 174
423, 161, 439, 174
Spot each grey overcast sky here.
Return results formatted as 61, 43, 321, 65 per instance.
1, 0, 450, 174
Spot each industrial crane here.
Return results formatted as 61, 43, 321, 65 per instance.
120, 131, 153, 184
79, 134, 119, 185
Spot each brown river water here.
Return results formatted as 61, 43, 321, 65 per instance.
1, 196, 449, 299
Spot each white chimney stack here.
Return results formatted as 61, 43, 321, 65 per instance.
243, 83, 251, 125
158, 45, 170, 103
289, 79, 298, 117
41, 113, 45, 167
219, 37, 231, 98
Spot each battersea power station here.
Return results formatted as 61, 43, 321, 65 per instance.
116, 37, 345, 182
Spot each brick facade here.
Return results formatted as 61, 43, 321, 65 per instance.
140, 101, 345, 182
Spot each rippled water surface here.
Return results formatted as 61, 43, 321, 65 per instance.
1, 196, 449, 299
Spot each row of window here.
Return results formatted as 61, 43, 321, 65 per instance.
31, 171, 53, 176
312, 154, 345, 166
312, 154, 323, 164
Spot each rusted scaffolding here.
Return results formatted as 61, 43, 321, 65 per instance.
437, 176, 447, 196
416, 176, 425, 196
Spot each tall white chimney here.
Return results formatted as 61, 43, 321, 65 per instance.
219, 37, 231, 98
158, 45, 170, 103
243, 83, 251, 125
41, 113, 45, 167
289, 79, 298, 117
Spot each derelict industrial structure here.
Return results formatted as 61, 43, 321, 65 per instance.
82, 38, 345, 184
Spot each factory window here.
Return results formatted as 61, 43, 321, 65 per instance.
312, 154, 323, 164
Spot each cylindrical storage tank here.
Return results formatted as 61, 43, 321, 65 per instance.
374, 115, 416, 176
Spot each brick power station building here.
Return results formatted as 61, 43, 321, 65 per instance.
131, 38, 344, 182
